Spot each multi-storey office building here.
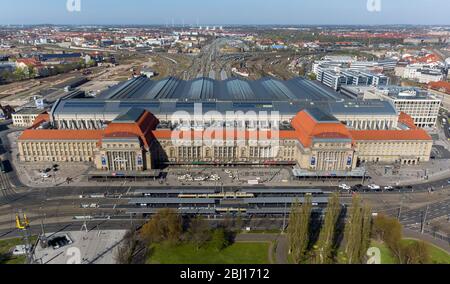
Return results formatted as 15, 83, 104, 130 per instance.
373, 87, 441, 128
401, 64, 445, 84
316, 67, 389, 90
340, 86, 442, 128
12, 108, 47, 128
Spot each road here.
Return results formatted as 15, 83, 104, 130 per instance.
440, 113, 450, 140
0, 219, 136, 239
399, 199, 450, 226
1, 119, 450, 239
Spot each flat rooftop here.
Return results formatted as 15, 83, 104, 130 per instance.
50, 76, 399, 119
95, 76, 346, 102
13, 108, 46, 115
377, 86, 440, 101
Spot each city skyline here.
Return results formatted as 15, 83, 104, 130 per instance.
1, 0, 450, 26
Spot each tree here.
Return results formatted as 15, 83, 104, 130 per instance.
373, 215, 431, 264
298, 66, 306, 77
115, 230, 139, 264
372, 214, 403, 257
343, 194, 372, 264
220, 213, 233, 232
209, 229, 230, 252
87, 59, 96, 67
235, 213, 244, 232
360, 204, 373, 261
314, 193, 341, 264
307, 73, 317, 81
187, 216, 211, 250
140, 208, 182, 245
13, 67, 28, 81
400, 241, 430, 264
28, 67, 37, 78
287, 196, 313, 264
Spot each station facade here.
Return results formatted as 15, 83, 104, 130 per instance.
18, 107, 433, 176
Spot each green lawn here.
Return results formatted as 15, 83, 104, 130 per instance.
370, 241, 397, 264
402, 239, 450, 264
148, 242, 271, 264
371, 239, 450, 264
0, 238, 27, 265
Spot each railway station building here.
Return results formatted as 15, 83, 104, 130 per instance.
17, 76, 433, 178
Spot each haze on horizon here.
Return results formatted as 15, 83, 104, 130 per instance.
1, 0, 450, 26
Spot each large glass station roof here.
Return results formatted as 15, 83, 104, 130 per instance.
52, 76, 398, 118
95, 76, 347, 102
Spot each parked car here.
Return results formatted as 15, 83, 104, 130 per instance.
368, 184, 381, 190
339, 184, 351, 190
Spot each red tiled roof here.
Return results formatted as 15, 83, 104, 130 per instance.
398, 112, 417, 129
16, 58, 43, 67
103, 110, 159, 148
19, 129, 103, 141
291, 110, 352, 147
428, 81, 450, 95
18, 109, 433, 150
350, 129, 432, 141
29, 113, 50, 129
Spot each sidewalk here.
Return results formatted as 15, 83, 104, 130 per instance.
368, 159, 450, 186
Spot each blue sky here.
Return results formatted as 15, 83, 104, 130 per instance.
1, 0, 449, 25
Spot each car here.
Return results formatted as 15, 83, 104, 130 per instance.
384, 186, 394, 191
12, 245, 27, 256
40, 173, 50, 178
339, 184, 351, 190
368, 184, 381, 190
352, 184, 364, 190
448, 180, 450, 185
